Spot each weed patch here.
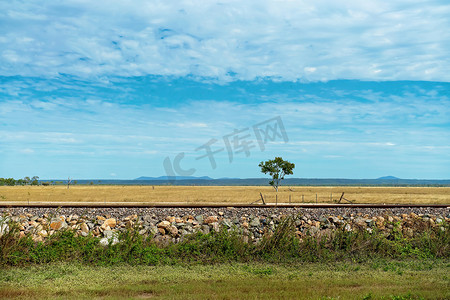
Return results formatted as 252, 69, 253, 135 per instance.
0, 217, 448, 267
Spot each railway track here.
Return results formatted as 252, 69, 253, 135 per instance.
0, 202, 448, 208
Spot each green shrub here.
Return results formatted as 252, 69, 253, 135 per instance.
0, 216, 448, 266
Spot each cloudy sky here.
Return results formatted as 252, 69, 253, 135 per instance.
1, 0, 449, 179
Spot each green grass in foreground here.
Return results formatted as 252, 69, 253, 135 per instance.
1, 216, 448, 299
0, 260, 449, 299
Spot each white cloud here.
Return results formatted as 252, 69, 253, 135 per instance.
20, 148, 34, 154
174, 122, 208, 128
0, 0, 449, 81
324, 155, 342, 159
1, 76, 448, 179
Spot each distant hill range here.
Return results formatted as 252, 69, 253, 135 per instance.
377, 176, 400, 180
135, 176, 213, 180
63, 176, 450, 186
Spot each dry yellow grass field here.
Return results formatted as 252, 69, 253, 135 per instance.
0, 185, 449, 205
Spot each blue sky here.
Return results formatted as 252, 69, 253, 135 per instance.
0, 1, 449, 179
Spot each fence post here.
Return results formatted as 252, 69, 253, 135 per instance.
289, 194, 291, 204
259, 192, 266, 205
316, 194, 317, 203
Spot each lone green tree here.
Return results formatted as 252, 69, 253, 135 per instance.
259, 157, 295, 192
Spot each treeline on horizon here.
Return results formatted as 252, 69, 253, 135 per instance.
2, 177, 449, 187
0, 176, 40, 186
76, 178, 450, 187
0, 177, 75, 186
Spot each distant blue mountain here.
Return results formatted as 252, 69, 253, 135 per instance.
138, 175, 403, 181
377, 176, 400, 180
135, 176, 213, 180
50, 176, 450, 186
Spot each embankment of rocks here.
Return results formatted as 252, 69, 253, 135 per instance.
0, 207, 448, 245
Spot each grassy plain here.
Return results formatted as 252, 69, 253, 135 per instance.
0, 185, 449, 204
1, 261, 448, 299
